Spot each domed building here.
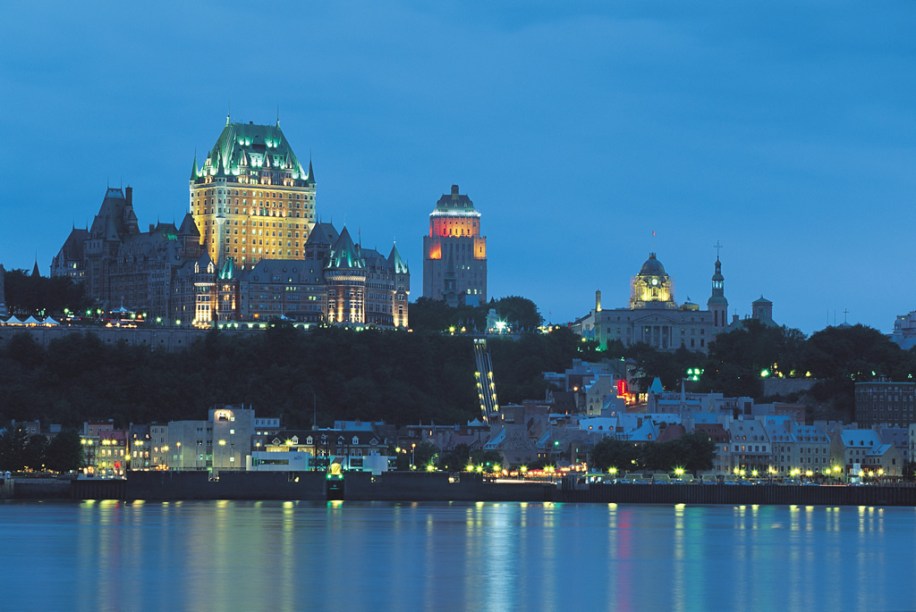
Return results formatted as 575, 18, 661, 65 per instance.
578, 252, 729, 353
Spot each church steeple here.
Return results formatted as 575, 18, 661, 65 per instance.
707, 250, 728, 327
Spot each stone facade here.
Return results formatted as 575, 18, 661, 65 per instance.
577, 253, 729, 353
51, 119, 409, 328
190, 118, 316, 267
855, 382, 916, 427
422, 184, 487, 306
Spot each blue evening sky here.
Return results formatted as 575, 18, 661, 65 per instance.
1, 2, 914, 333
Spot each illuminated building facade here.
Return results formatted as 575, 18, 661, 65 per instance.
52, 187, 209, 321
189, 117, 316, 268
422, 184, 487, 307
580, 253, 729, 353
52, 117, 409, 328
230, 223, 409, 327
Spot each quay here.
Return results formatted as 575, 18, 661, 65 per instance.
6, 472, 916, 507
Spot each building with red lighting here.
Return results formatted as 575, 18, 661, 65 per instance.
422, 185, 487, 306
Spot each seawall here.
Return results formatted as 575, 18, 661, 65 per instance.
6, 473, 914, 507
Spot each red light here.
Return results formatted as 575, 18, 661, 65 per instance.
616, 379, 628, 397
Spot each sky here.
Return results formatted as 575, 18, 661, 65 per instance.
1, 1, 914, 334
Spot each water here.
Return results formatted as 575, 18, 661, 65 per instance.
0, 500, 913, 611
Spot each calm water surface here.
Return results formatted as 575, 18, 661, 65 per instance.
0, 500, 913, 611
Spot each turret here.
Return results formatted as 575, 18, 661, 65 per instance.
707, 257, 728, 328
388, 243, 410, 328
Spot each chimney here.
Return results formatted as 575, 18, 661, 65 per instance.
125, 186, 133, 206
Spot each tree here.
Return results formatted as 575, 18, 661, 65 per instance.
22, 434, 48, 471
701, 320, 806, 398
590, 438, 639, 472
439, 443, 471, 471
804, 324, 915, 420
0, 426, 28, 471
412, 441, 439, 469
492, 296, 543, 331
470, 449, 503, 468
45, 430, 83, 473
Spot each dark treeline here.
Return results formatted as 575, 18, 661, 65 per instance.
0, 326, 592, 429
2, 306, 911, 429
4, 269, 91, 316
590, 434, 717, 473
0, 427, 82, 472
410, 296, 543, 333
618, 320, 916, 421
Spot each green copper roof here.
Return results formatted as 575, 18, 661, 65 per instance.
219, 256, 236, 280
388, 243, 409, 274
193, 120, 313, 185
327, 227, 365, 270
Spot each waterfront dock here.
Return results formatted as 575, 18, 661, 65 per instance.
5, 472, 916, 507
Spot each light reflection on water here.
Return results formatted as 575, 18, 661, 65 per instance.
0, 501, 914, 611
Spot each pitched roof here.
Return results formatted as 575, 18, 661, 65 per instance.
388, 243, 409, 274
306, 222, 339, 247
327, 227, 365, 269
196, 121, 309, 184
178, 213, 200, 238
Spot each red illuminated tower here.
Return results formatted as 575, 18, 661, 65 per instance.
422, 185, 487, 306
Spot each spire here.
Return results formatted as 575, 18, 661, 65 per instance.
190, 150, 199, 181
31, 258, 40, 278
327, 227, 365, 270
307, 158, 316, 184
388, 242, 409, 274
707, 250, 728, 323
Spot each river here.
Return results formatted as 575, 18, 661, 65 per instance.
0, 500, 912, 611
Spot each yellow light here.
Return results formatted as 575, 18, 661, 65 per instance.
426, 464, 435, 472
674, 467, 685, 477
466, 463, 475, 472
608, 467, 618, 476
492, 464, 501, 473
218, 440, 227, 447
